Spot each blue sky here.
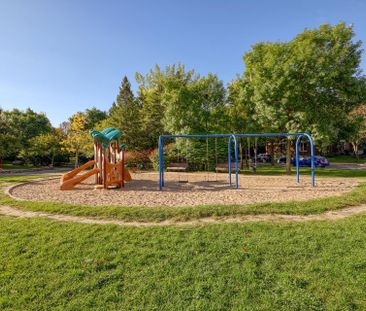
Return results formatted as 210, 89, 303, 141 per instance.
1, 0, 365, 126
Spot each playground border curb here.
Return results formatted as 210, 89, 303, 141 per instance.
4, 177, 60, 201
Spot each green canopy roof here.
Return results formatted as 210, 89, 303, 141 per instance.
90, 128, 123, 149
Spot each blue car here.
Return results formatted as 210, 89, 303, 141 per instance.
291, 156, 330, 167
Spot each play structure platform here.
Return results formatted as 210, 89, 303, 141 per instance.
60, 127, 132, 190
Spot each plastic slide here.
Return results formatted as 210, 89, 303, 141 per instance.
60, 160, 100, 190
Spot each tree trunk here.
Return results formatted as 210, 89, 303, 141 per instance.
244, 139, 248, 168
75, 150, 79, 168
239, 141, 244, 169
286, 139, 291, 174
270, 141, 275, 166
51, 151, 55, 167
352, 142, 359, 161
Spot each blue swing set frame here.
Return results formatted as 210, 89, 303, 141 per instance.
158, 133, 315, 191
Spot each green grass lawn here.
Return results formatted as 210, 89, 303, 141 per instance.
1, 173, 366, 309
1, 215, 366, 310
244, 165, 366, 178
0, 162, 44, 170
327, 155, 366, 164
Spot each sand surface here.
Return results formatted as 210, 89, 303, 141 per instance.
9, 172, 360, 207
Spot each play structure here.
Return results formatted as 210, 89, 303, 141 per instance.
60, 127, 131, 190
59, 130, 315, 191
158, 132, 315, 190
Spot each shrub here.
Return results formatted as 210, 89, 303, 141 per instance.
124, 150, 151, 170
149, 144, 176, 171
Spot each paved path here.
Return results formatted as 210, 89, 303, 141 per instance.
1, 204, 366, 227
0, 168, 69, 176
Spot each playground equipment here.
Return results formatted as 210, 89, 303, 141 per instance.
158, 134, 236, 191
158, 132, 315, 190
166, 138, 189, 183
60, 127, 132, 190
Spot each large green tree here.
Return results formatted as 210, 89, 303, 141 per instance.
236, 22, 366, 172
163, 73, 227, 134
21, 130, 63, 166
136, 65, 180, 149
109, 76, 143, 150
343, 103, 366, 159
0, 108, 20, 162
83, 107, 107, 130
0, 108, 52, 160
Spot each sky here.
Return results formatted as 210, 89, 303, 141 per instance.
1, 0, 366, 126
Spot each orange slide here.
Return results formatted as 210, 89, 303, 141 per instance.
60, 160, 100, 190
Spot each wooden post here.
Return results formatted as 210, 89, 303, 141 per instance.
103, 150, 107, 189
94, 142, 98, 184
121, 149, 125, 188
99, 143, 103, 184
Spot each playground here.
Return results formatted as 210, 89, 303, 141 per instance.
9, 172, 359, 207
4, 129, 352, 207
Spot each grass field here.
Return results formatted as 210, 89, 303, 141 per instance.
244, 165, 366, 178
1, 172, 366, 310
0, 162, 46, 170
327, 155, 366, 164
1, 215, 366, 310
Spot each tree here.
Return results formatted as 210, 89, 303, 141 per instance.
0, 108, 20, 163
345, 104, 366, 159
0, 108, 52, 161
21, 130, 63, 166
109, 76, 143, 149
226, 78, 261, 167
84, 107, 107, 130
136, 65, 172, 149
61, 113, 92, 167
10, 108, 52, 148
137, 64, 227, 138
238, 22, 366, 173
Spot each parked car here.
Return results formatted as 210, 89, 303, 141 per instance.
256, 153, 272, 163
291, 156, 330, 167
313, 156, 330, 167
277, 155, 330, 167
277, 156, 287, 164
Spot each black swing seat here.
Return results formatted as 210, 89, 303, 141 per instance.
215, 162, 237, 173
167, 163, 188, 172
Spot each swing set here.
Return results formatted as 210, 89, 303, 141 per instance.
158, 132, 315, 191
166, 135, 225, 183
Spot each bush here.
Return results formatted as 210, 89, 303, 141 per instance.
149, 144, 176, 171
12, 160, 25, 166
149, 139, 230, 172
124, 150, 151, 170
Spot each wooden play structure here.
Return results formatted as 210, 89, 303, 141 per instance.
60, 127, 131, 190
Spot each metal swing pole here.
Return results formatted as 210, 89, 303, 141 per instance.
214, 136, 218, 181
253, 137, 257, 172
158, 135, 164, 190
206, 136, 209, 182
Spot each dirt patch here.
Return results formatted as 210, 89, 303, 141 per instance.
9, 172, 360, 207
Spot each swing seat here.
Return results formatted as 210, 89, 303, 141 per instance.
215, 163, 237, 173
166, 163, 188, 172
